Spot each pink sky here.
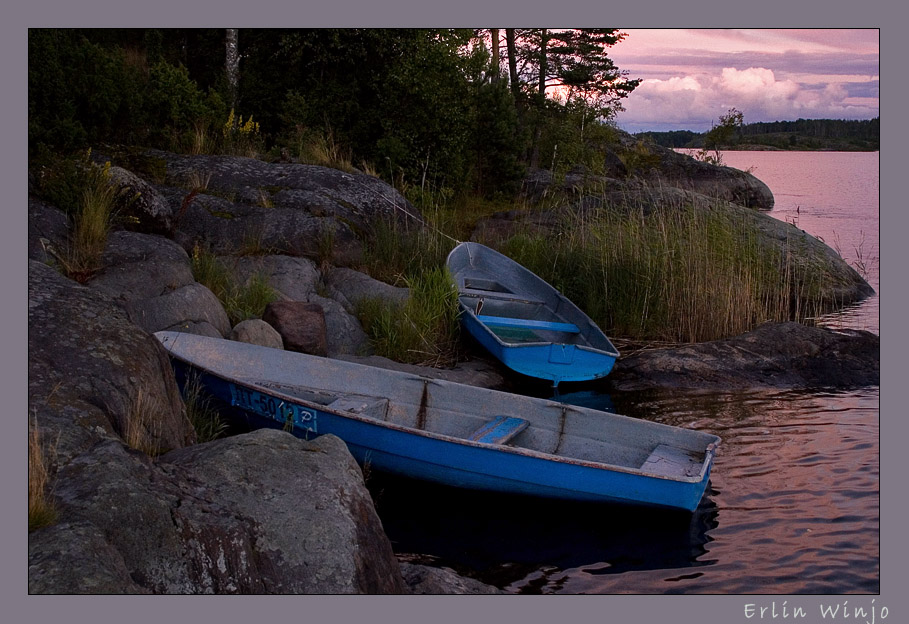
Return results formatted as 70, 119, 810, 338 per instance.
606, 29, 880, 133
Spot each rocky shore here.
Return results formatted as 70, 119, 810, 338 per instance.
28, 140, 878, 594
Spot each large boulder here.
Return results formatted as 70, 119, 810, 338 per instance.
28, 260, 193, 460
263, 301, 328, 356
323, 267, 410, 315
30, 429, 407, 594
608, 321, 880, 392
160, 430, 405, 594
108, 165, 175, 234
145, 151, 421, 267
87, 231, 195, 303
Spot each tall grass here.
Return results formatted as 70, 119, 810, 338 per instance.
190, 245, 278, 325
501, 201, 827, 343
124, 387, 165, 456
29, 415, 58, 532
54, 160, 120, 282
357, 267, 461, 366
182, 372, 227, 443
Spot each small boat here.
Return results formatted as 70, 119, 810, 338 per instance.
446, 242, 620, 386
155, 331, 719, 511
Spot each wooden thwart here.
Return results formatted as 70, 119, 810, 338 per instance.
469, 415, 529, 445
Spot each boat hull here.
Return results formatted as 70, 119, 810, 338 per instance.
167, 354, 714, 512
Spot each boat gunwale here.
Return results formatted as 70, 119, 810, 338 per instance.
165, 347, 717, 485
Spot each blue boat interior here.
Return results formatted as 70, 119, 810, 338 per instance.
250, 375, 708, 480
459, 280, 586, 345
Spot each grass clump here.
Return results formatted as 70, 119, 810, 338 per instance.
190, 245, 278, 325
182, 372, 226, 443
124, 387, 165, 456
357, 267, 461, 367
33, 150, 121, 282
29, 415, 58, 532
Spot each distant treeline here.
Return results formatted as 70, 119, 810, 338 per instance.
637, 118, 880, 151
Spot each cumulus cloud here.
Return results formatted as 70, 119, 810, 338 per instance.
616, 65, 878, 132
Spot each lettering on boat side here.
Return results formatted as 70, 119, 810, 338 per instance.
743, 600, 889, 623
230, 385, 317, 433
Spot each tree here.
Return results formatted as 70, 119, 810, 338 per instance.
510, 28, 640, 118
697, 108, 744, 165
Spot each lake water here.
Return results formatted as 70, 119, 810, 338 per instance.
371, 151, 880, 594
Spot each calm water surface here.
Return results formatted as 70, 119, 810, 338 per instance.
372, 151, 880, 594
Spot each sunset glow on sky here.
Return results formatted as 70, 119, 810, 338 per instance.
607, 29, 880, 133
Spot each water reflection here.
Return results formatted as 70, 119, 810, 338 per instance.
372, 386, 879, 593
368, 472, 720, 591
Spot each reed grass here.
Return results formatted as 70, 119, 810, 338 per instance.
297, 129, 357, 173
501, 200, 828, 343
28, 415, 58, 532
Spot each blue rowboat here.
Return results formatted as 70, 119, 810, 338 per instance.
446, 242, 620, 387
155, 331, 719, 511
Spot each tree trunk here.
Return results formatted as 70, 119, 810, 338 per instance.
490, 28, 500, 82
538, 28, 548, 97
505, 29, 519, 98
225, 28, 240, 111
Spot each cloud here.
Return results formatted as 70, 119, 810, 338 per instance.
609, 29, 879, 132
616, 65, 879, 132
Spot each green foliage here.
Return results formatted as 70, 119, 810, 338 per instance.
190, 245, 278, 325
470, 80, 527, 196
357, 267, 461, 366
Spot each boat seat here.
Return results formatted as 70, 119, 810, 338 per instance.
641, 444, 701, 478
468, 415, 529, 445
476, 314, 580, 334
460, 289, 545, 305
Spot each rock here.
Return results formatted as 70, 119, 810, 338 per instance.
28, 521, 150, 594
399, 563, 503, 594
222, 254, 321, 302
28, 198, 70, 264
221, 256, 370, 356
32, 429, 406, 594
125, 282, 232, 337
148, 150, 421, 266
160, 431, 405, 594
608, 321, 880, 392
28, 260, 193, 460
153, 151, 417, 231
263, 301, 328, 355
172, 192, 365, 266
230, 319, 284, 349
323, 267, 410, 315
309, 293, 372, 357
108, 165, 175, 234
87, 231, 195, 303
